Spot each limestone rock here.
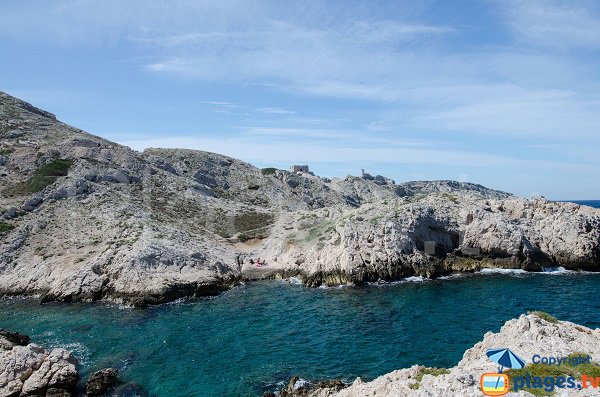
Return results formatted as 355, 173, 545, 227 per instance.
85, 368, 118, 396
0, 332, 78, 397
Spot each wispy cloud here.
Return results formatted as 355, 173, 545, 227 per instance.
201, 101, 239, 108
242, 127, 348, 139
118, 135, 581, 171
503, 0, 600, 48
3, 1, 600, 197
255, 107, 295, 115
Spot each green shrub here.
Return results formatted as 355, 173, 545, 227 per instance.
415, 367, 450, 382
234, 212, 273, 233
441, 193, 459, 204
0, 222, 15, 236
261, 167, 277, 175
7, 159, 73, 195
408, 367, 449, 390
237, 232, 268, 242
370, 215, 382, 225
237, 233, 252, 242
529, 311, 559, 324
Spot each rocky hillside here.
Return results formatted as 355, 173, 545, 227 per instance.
298, 313, 600, 397
1, 90, 599, 305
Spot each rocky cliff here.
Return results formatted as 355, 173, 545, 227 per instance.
1, 91, 599, 305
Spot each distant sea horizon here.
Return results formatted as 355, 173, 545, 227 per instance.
562, 200, 600, 209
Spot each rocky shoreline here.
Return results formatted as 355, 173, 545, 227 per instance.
0, 329, 136, 397
268, 313, 600, 397
5, 312, 599, 397
1, 90, 600, 306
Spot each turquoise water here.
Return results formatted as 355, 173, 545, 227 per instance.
2, 272, 600, 396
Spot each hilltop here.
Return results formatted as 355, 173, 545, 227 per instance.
1, 91, 599, 305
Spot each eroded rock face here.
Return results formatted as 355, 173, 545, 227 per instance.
251, 195, 600, 286
1, 90, 600, 304
0, 332, 78, 397
305, 314, 600, 397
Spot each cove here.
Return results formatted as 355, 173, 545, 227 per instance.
2, 272, 600, 397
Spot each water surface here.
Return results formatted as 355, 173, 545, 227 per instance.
2, 272, 600, 396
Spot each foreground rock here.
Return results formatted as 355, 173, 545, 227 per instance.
0, 331, 78, 397
85, 368, 118, 396
1, 90, 599, 304
302, 313, 600, 397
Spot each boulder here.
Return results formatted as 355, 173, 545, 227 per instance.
0, 329, 30, 346
0, 331, 78, 397
46, 388, 73, 397
22, 195, 43, 211
20, 349, 79, 395
86, 368, 119, 396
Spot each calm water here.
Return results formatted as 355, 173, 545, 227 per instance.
2, 272, 600, 396
564, 200, 600, 208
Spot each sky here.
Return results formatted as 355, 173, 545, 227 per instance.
1, 0, 599, 199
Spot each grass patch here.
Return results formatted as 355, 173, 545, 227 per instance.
0, 147, 15, 155
415, 367, 450, 382
217, 211, 274, 241
261, 167, 277, 175
409, 367, 449, 390
529, 311, 559, 324
370, 215, 383, 225
303, 220, 336, 243
234, 211, 273, 233
441, 193, 459, 204
6, 159, 73, 195
409, 193, 428, 203
0, 221, 15, 236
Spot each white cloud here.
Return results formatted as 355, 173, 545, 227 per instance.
4, 0, 600, 159
255, 107, 295, 115
503, 0, 600, 48
118, 135, 581, 171
415, 88, 600, 138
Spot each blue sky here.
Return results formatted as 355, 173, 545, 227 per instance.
1, 0, 600, 199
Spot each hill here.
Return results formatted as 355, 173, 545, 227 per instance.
1, 91, 599, 305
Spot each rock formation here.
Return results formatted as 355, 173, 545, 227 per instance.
85, 368, 118, 396
1, 90, 599, 305
0, 330, 78, 397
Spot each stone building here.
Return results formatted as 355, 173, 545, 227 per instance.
290, 165, 309, 173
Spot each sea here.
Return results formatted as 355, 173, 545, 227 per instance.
564, 200, 600, 208
2, 272, 600, 396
